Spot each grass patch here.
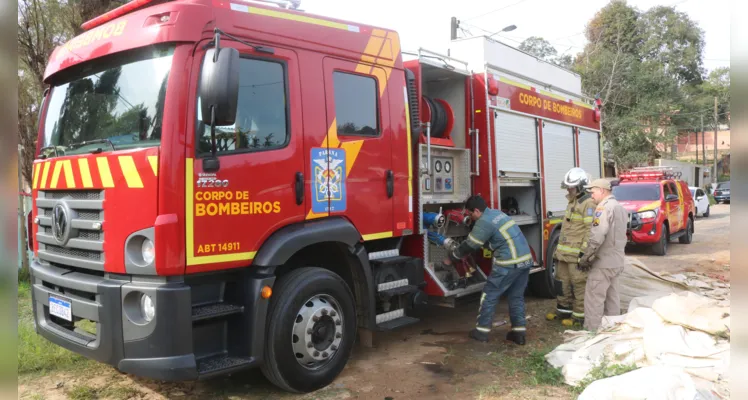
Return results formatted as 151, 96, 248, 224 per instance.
477, 381, 502, 399
66, 384, 98, 400
572, 358, 638, 395
487, 347, 565, 387
64, 383, 144, 400
17, 281, 93, 375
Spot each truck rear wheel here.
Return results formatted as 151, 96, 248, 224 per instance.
529, 231, 558, 299
261, 267, 356, 393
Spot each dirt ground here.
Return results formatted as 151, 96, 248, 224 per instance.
18, 205, 730, 400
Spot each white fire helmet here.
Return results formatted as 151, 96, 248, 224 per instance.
561, 167, 590, 190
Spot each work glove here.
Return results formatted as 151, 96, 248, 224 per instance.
577, 252, 592, 272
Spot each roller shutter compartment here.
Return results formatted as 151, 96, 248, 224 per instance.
494, 110, 538, 174
542, 122, 575, 214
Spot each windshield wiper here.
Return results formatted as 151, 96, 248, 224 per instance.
68, 138, 116, 153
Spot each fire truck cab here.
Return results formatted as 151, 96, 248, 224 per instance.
614, 167, 695, 256
28, 0, 602, 393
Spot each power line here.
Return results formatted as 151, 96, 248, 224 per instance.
462, 0, 529, 21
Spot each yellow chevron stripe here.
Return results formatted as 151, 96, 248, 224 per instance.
61, 160, 75, 188
118, 156, 143, 188
148, 156, 158, 176
39, 161, 51, 189
498, 76, 532, 91
78, 158, 94, 188
50, 161, 63, 188
97, 157, 114, 188
32, 163, 41, 189
186, 159, 195, 262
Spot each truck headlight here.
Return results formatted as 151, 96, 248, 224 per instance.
637, 209, 657, 222
141, 238, 155, 265
140, 293, 155, 322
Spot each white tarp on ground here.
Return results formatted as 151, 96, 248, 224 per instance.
546, 258, 730, 399
619, 257, 730, 312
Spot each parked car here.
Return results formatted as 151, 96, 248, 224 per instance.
689, 186, 710, 217
613, 169, 696, 256
713, 181, 730, 204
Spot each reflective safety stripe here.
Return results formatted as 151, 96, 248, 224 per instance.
583, 217, 594, 223
498, 219, 519, 259
557, 244, 580, 254
467, 233, 483, 245
557, 307, 572, 313
572, 312, 584, 318
476, 326, 491, 332
511, 326, 526, 332
570, 214, 585, 221
494, 253, 532, 266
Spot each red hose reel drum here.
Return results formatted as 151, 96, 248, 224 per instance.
420, 95, 455, 147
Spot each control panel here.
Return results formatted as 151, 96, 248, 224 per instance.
419, 145, 470, 205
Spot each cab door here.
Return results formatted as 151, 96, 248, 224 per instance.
317, 57, 394, 239
663, 181, 682, 233
186, 44, 305, 273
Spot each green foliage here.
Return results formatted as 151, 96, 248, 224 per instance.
518, 37, 574, 69
572, 359, 639, 395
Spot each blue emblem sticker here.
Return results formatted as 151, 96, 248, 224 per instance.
595, 211, 603, 217
311, 147, 347, 213
587, 208, 594, 216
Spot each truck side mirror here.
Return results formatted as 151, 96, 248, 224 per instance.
198, 41, 240, 172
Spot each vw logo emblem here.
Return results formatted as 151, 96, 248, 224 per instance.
52, 203, 71, 245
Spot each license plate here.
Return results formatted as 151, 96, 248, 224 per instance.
49, 296, 72, 322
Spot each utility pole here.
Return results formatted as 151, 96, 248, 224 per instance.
713, 97, 718, 181
695, 124, 699, 164
701, 115, 705, 167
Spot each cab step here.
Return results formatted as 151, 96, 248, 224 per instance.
377, 316, 420, 331
369, 255, 416, 267
196, 354, 254, 378
192, 303, 244, 322
379, 284, 419, 297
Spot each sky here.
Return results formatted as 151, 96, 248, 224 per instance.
301, 0, 730, 73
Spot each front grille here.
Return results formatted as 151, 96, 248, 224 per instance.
45, 190, 102, 200
36, 190, 105, 271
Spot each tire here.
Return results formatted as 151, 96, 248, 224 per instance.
652, 223, 668, 256
679, 218, 693, 244
703, 205, 710, 218
261, 267, 356, 393
529, 231, 558, 299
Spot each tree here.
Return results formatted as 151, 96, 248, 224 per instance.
572, 0, 719, 168
518, 36, 576, 69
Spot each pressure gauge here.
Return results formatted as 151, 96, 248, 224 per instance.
444, 161, 452, 173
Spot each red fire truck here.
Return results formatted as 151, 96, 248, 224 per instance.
28, 0, 601, 393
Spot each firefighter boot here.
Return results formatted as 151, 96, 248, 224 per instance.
546, 304, 572, 322
505, 328, 526, 345
469, 328, 490, 342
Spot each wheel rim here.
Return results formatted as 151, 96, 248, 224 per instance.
292, 294, 344, 370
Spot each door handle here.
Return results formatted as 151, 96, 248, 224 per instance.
295, 172, 304, 205
386, 170, 394, 198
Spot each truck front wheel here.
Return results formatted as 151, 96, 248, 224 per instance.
261, 267, 356, 393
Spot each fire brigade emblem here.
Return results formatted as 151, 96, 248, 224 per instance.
311, 148, 347, 213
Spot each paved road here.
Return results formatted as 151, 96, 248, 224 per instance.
626, 203, 730, 275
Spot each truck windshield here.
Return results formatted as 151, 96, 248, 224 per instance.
41, 45, 175, 157
612, 183, 661, 201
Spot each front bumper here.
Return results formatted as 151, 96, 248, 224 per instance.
30, 261, 271, 381
714, 194, 730, 202
627, 221, 662, 244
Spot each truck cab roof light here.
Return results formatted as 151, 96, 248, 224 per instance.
81, 0, 164, 31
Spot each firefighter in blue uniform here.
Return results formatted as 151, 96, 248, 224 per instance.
444, 195, 533, 344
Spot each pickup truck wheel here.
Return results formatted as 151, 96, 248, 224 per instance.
679, 218, 694, 244
529, 231, 558, 299
261, 267, 356, 393
703, 205, 710, 217
652, 224, 668, 256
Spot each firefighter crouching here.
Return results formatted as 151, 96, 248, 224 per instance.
546, 168, 596, 328
443, 195, 533, 344
578, 178, 628, 331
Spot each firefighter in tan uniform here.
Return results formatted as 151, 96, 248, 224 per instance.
578, 178, 628, 331
546, 168, 596, 328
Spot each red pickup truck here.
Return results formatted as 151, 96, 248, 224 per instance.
612, 169, 695, 256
